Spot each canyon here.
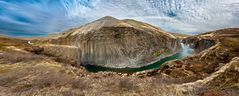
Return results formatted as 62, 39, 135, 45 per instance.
0, 17, 238, 96
32, 16, 182, 68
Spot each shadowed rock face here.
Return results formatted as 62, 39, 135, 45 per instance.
40, 16, 181, 68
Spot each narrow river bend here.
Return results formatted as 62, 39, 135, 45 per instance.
84, 43, 194, 73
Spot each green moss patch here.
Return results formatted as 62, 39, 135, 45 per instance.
153, 51, 162, 57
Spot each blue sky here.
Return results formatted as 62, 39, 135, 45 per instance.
0, 0, 239, 37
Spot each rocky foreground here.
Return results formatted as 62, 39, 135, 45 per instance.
0, 26, 239, 96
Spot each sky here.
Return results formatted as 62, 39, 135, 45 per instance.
0, 0, 239, 37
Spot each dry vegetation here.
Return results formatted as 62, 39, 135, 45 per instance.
0, 63, 197, 96
0, 30, 238, 96
0, 51, 45, 64
0, 47, 197, 96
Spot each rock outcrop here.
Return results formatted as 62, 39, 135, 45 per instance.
183, 28, 239, 52
36, 16, 181, 68
171, 57, 239, 96
205, 57, 239, 89
160, 28, 239, 82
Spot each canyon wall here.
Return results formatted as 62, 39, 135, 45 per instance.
37, 17, 182, 68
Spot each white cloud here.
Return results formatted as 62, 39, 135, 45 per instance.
0, 0, 239, 36
60, 0, 239, 34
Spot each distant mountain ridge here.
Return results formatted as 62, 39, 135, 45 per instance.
59, 16, 175, 38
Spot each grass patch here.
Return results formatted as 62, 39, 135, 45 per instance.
0, 42, 11, 51
0, 42, 10, 46
0, 51, 45, 64
153, 51, 162, 57
118, 78, 138, 91
0, 64, 76, 93
71, 79, 91, 90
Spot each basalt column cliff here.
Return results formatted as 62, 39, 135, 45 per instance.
38, 16, 181, 68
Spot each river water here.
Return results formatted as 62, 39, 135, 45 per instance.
84, 43, 194, 73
